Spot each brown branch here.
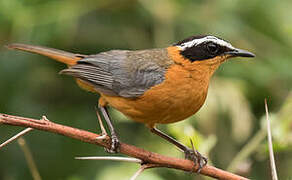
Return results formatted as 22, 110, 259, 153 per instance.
0, 113, 249, 180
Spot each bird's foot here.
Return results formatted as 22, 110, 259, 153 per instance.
96, 133, 120, 153
104, 134, 120, 153
184, 147, 208, 173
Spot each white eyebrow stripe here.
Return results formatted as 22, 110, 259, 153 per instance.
177, 36, 235, 50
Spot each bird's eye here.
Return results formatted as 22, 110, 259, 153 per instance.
206, 42, 219, 54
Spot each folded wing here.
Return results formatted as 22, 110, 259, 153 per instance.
60, 49, 171, 98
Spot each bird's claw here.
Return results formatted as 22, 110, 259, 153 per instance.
104, 134, 120, 153
184, 148, 208, 173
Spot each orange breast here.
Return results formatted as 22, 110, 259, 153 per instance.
75, 46, 222, 128
101, 64, 209, 128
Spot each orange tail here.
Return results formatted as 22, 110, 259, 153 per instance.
6, 43, 86, 66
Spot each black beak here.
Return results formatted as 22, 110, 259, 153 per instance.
225, 48, 255, 58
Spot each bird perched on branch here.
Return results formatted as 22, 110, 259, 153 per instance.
7, 35, 254, 170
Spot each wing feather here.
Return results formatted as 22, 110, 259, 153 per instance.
60, 64, 114, 88
60, 49, 171, 98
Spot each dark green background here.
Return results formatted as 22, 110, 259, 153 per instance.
1, 0, 292, 179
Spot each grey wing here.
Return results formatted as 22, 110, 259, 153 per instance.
60, 49, 170, 98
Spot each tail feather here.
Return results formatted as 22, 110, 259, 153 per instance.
6, 43, 86, 66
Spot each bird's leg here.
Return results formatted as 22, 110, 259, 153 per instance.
150, 127, 207, 172
97, 106, 120, 153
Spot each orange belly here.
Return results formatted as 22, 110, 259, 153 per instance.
101, 64, 209, 128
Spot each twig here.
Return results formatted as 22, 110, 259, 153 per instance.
75, 156, 142, 163
0, 127, 33, 149
130, 164, 159, 180
18, 137, 42, 180
0, 113, 249, 180
130, 166, 146, 180
95, 108, 109, 141
265, 99, 278, 180
95, 107, 107, 135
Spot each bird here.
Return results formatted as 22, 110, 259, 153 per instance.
7, 35, 255, 170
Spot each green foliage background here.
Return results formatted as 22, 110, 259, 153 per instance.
0, 0, 292, 179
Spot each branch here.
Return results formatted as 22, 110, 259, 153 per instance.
0, 113, 249, 180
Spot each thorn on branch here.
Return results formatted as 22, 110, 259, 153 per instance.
41, 116, 49, 122
0, 128, 33, 149
75, 156, 142, 164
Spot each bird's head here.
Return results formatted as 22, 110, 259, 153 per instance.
167, 35, 255, 73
